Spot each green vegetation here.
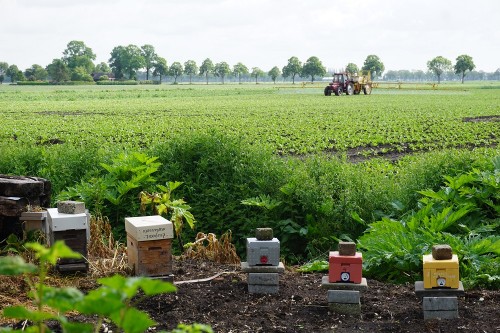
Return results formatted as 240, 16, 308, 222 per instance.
357, 157, 500, 289
0, 83, 498, 273
0, 241, 178, 333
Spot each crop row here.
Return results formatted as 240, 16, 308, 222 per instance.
0, 84, 498, 157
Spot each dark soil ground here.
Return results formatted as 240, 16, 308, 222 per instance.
145, 260, 499, 333
2, 259, 499, 333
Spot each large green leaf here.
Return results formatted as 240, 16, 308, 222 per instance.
41, 286, 84, 313
26, 241, 81, 265
110, 307, 156, 333
3, 306, 55, 322
0, 256, 37, 275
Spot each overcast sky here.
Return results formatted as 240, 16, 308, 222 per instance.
1, 0, 499, 73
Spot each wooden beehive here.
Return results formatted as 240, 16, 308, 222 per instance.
53, 229, 88, 267
127, 234, 172, 276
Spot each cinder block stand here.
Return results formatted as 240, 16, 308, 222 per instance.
415, 281, 464, 320
321, 276, 368, 315
416, 244, 464, 320
322, 242, 368, 315
242, 228, 284, 294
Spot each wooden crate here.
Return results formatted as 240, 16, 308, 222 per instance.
52, 229, 88, 267
20, 211, 46, 232
127, 234, 172, 276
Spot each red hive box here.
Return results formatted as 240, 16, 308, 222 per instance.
328, 251, 363, 283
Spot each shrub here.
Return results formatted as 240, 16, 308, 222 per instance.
16, 81, 50, 85
357, 156, 500, 289
96, 80, 138, 85
57, 152, 161, 229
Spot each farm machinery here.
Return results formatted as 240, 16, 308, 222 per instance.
324, 72, 372, 96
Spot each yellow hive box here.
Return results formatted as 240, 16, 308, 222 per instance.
423, 254, 459, 289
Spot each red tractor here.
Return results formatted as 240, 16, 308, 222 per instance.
324, 72, 372, 96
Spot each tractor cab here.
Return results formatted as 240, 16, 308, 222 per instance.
331, 73, 347, 84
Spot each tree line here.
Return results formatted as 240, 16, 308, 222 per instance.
0, 41, 497, 84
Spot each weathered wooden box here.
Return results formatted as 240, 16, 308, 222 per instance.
125, 215, 173, 276
127, 235, 173, 276
53, 229, 88, 267
20, 211, 47, 232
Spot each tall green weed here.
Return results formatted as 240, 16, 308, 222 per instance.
358, 156, 500, 288
57, 152, 160, 229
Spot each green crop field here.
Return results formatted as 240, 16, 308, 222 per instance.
0, 82, 499, 271
1, 83, 498, 158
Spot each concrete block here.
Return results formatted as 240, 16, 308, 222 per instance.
338, 242, 356, 256
327, 290, 360, 304
255, 228, 273, 240
241, 261, 285, 273
423, 297, 458, 311
424, 310, 459, 320
422, 297, 459, 320
248, 273, 279, 285
57, 201, 86, 214
321, 276, 368, 291
414, 281, 465, 299
248, 284, 279, 294
246, 238, 280, 266
328, 302, 361, 315
432, 244, 453, 260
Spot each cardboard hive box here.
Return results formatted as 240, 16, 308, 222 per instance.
125, 215, 174, 276
329, 251, 363, 283
423, 254, 460, 289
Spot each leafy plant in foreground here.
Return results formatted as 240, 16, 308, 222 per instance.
0, 241, 177, 333
357, 156, 500, 288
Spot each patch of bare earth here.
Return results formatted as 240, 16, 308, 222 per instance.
1, 259, 499, 332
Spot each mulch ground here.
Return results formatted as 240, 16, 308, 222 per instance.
1, 259, 499, 333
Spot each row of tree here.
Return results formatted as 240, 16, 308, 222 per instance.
0, 41, 495, 84
427, 55, 476, 83
0, 40, 384, 84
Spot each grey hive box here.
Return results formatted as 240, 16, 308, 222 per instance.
246, 237, 280, 266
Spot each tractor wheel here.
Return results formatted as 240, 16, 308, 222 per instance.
335, 86, 342, 96
346, 83, 354, 95
324, 86, 332, 96
363, 84, 372, 95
